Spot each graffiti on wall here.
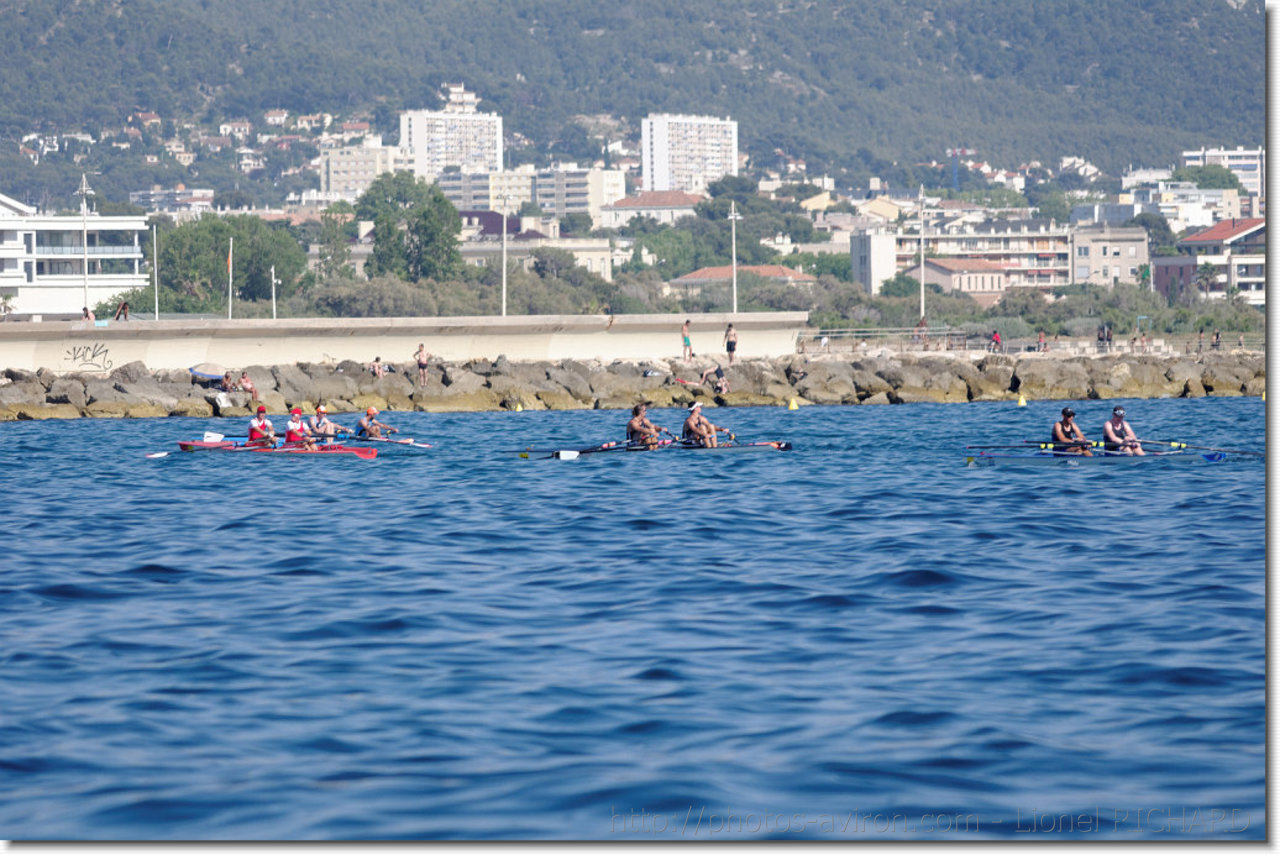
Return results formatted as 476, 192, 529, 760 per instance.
65, 342, 113, 371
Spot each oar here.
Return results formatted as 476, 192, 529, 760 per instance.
1142, 439, 1264, 458
345, 435, 434, 449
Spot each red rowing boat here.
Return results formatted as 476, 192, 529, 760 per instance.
177, 440, 377, 459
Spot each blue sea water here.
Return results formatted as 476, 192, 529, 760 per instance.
0, 396, 1264, 841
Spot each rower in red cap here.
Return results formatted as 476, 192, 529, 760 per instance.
283, 406, 316, 449
247, 405, 276, 447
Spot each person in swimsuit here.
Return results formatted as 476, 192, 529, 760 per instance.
283, 407, 317, 449
723, 324, 738, 364
309, 404, 350, 444
1051, 406, 1091, 456
626, 403, 666, 449
247, 405, 276, 447
239, 372, 259, 402
681, 401, 729, 448
699, 364, 730, 394
414, 344, 432, 385
681, 320, 693, 362
1102, 405, 1144, 455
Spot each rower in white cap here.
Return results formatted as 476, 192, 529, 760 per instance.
681, 401, 731, 448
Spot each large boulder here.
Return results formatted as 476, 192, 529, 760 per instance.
168, 398, 215, 418
15, 403, 81, 420
536, 390, 594, 410
83, 379, 132, 404
109, 360, 152, 385
0, 380, 49, 407
1011, 359, 1091, 400
1200, 360, 1251, 396
441, 366, 487, 394
46, 378, 87, 410
546, 366, 594, 402
414, 389, 502, 413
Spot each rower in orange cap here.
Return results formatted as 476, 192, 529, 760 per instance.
356, 406, 398, 439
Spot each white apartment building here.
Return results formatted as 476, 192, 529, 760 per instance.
851, 220, 1147, 298
641, 114, 738, 193
1126, 183, 1241, 234
0, 190, 148, 317
318, 136, 415, 202
1182, 145, 1264, 213
400, 84, 503, 183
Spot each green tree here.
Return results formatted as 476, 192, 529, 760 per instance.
316, 204, 355, 279
356, 173, 460, 283
1172, 165, 1245, 192
559, 212, 593, 236
1123, 212, 1176, 252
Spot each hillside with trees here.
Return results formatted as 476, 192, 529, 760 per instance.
0, 0, 1263, 206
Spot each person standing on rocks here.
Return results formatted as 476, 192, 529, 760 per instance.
724, 324, 738, 364
414, 345, 432, 385
1051, 407, 1092, 456
1102, 405, 1144, 456
681, 320, 693, 362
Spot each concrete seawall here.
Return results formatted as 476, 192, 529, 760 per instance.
0, 312, 809, 374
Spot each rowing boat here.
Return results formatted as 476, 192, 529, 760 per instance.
517, 438, 792, 459
671, 439, 793, 452
177, 439, 377, 459
965, 449, 1225, 467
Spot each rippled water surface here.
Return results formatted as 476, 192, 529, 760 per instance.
0, 397, 1264, 840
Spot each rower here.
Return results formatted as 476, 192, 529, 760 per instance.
1102, 405, 1144, 456
247, 405, 276, 447
357, 406, 398, 439
626, 402, 666, 449
682, 401, 728, 448
309, 404, 349, 444
283, 407, 317, 449
1051, 406, 1091, 456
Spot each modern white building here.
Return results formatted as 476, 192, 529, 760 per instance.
0, 189, 148, 317
1181, 145, 1265, 214
641, 114, 738, 193
400, 84, 503, 182
851, 219, 1148, 299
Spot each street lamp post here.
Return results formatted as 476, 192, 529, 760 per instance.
76, 174, 94, 312
500, 195, 510, 317
728, 200, 743, 314
917, 185, 926, 324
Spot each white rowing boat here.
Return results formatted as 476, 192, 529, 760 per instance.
965, 449, 1226, 467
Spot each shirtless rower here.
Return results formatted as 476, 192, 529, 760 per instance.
681, 401, 729, 448
626, 402, 666, 450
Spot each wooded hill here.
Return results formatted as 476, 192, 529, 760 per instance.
0, 0, 1262, 202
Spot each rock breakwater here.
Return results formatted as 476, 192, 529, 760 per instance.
0, 350, 1265, 421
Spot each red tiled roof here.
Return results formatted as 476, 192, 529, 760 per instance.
607, 191, 703, 209
1180, 218, 1265, 245
672, 264, 817, 283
